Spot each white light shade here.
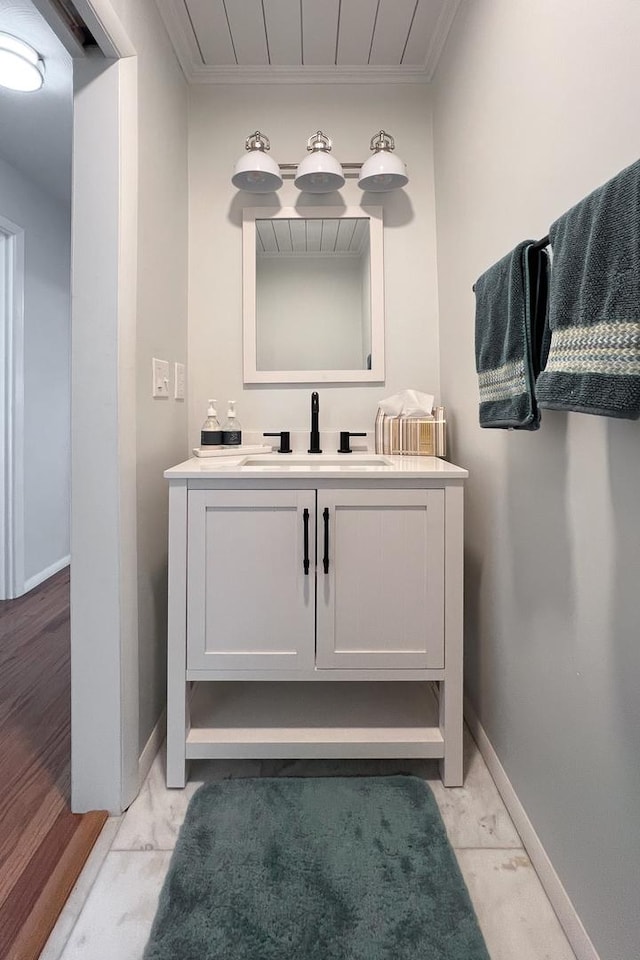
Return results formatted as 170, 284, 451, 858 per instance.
294, 153, 345, 193
358, 152, 408, 192
294, 131, 344, 194
0, 33, 44, 92
358, 130, 408, 192
232, 131, 282, 193
232, 150, 282, 192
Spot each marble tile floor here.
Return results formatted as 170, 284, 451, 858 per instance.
40, 729, 577, 960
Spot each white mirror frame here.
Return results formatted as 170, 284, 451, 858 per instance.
242, 206, 384, 384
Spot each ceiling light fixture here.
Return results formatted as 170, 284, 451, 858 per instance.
294, 131, 345, 194
358, 130, 408, 193
0, 32, 45, 92
231, 131, 283, 193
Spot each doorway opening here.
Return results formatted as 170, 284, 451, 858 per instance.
0, 2, 110, 955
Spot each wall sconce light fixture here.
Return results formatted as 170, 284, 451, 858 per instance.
293, 131, 345, 194
358, 130, 408, 192
0, 32, 45, 92
232, 129, 408, 194
231, 131, 283, 193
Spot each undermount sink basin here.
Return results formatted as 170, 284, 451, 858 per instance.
240, 455, 393, 467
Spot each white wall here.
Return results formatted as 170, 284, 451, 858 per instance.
188, 84, 440, 442
433, 2, 640, 957
72, 0, 188, 812
0, 156, 70, 590
72, 52, 140, 811
106, 0, 189, 751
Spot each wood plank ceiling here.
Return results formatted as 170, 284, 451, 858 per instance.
257, 217, 368, 255
156, 0, 461, 83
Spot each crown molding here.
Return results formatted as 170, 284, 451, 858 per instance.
188, 64, 432, 85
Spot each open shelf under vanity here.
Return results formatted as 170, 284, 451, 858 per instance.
185, 680, 444, 760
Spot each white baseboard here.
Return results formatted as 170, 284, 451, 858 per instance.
138, 708, 166, 787
464, 696, 600, 960
23, 554, 71, 594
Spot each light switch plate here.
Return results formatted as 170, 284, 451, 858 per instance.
152, 358, 170, 398
174, 362, 185, 400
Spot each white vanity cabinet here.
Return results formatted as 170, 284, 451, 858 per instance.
166, 456, 467, 790
187, 487, 444, 673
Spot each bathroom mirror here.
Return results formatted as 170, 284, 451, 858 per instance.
242, 206, 384, 383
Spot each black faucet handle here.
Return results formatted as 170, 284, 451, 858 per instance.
263, 431, 292, 454
338, 431, 367, 454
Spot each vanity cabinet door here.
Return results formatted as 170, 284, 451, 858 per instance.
187, 489, 316, 671
315, 488, 444, 670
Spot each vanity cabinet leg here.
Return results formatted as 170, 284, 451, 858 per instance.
167, 681, 190, 788
167, 480, 189, 789
439, 679, 463, 787
439, 483, 464, 787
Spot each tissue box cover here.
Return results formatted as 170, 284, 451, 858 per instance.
375, 407, 446, 458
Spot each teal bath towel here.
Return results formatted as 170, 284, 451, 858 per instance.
535, 158, 640, 418
474, 241, 549, 429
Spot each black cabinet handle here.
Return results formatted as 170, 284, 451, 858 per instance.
323, 507, 330, 574
303, 508, 310, 575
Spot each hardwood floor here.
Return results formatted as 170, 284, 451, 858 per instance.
0, 568, 107, 960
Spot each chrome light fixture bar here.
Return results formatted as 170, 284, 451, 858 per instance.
231, 130, 408, 194
0, 32, 45, 92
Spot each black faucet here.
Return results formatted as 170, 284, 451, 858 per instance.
308, 391, 322, 453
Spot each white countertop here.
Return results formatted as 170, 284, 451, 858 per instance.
165, 453, 468, 481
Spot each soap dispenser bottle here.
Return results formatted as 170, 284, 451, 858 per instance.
222, 400, 242, 446
201, 399, 222, 446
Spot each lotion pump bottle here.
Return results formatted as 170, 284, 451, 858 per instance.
222, 400, 242, 446
201, 399, 222, 446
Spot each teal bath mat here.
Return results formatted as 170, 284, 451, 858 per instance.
144, 776, 489, 960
